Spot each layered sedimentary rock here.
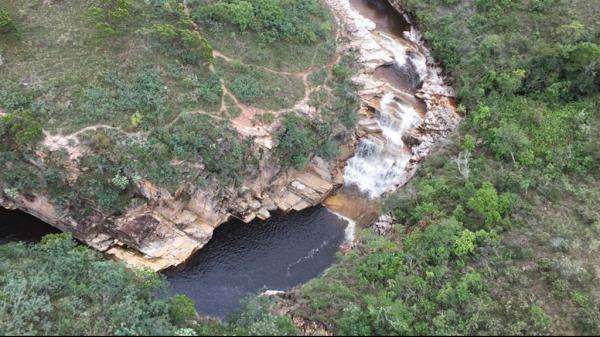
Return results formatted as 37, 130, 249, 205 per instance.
1, 154, 340, 271
326, 0, 460, 198
1, 0, 460, 271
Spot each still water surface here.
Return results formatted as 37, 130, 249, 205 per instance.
166, 207, 348, 317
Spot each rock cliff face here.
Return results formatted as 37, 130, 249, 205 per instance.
1, 0, 460, 271
1, 153, 341, 270
326, 0, 460, 196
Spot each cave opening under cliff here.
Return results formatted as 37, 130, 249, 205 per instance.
0, 206, 60, 244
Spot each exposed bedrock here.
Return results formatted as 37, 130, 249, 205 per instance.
1, 0, 460, 270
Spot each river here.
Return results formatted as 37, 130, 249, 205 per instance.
166, 207, 349, 317
0, 0, 444, 320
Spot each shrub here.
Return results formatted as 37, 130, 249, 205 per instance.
84, 0, 133, 40
468, 182, 511, 228
332, 64, 352, 80
169, 295, 197, 326
155, 113, 254, 182
0, 111, 43, 148
227, 296, 298, 336
229, 74, 260, 103
453, 229, 477, 257
111, 174, 129, 191
3, 187, 18, 199
151, 24, 214, 64
275, 112, 319, 169
197, 0, 331, 44
0, 8, 16, 34
191, 73, 222, 105
0, 234, 177, 335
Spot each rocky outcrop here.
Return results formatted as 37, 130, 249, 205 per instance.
371, 214, 395, 235
1, 153, 341, 270
325, 0, 460, 194
1, 0, 460, 271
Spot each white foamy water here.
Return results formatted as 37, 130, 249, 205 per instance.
330, 210, 358, 243
344, 90, 422, 198
343, 6, 428, 198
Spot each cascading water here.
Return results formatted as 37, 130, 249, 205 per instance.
344, 91, 422, 198
342, 0, 457, 199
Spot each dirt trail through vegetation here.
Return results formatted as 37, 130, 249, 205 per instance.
40, 1, 343, 156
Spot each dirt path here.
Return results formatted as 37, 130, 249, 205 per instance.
42, 1, 345, 156
42, 124, 141, 165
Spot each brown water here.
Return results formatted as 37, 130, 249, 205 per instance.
325, 192, 380, 227
349, 0, 410, 38
373, 63, 420, 93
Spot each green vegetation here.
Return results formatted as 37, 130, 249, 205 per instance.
0, 111, 43, 149
4, 0, 598, 335
84, 0, 133, 40
189, 0, 336, 72
0, 233, 178, 335
275, 55, 359, 169
0, 7, 15, 34
196, 0, 331, 44
289, 0, 600, 335
149, 0, 215, 67
0, 0, 340, 220
275, 112, 327, 169
216, 59, 304, 110
0, 234, 299, 336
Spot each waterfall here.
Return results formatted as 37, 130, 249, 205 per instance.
343, 5, 429, 199
344, 90, 422, 198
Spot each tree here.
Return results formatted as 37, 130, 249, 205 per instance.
490, 122, 531, 165
169, 295, 197, 326
275, 113, 317, 169
151, 24, 214, 64
0, 234, 179, 335
468, 182, 511, 227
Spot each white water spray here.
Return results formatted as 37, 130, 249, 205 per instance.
343, 5, 434, 199
344, 90, 422, 198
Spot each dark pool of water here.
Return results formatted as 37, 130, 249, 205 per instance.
166, 206, 348, 318
350, 0, 411, 38
0, 206, 60, 244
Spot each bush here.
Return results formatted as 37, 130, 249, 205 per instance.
169, 295, 197, 326
154, 113, 254, 182
0, 111, 43, 148
0, 234, 178, 335
152, 24, 214, 64
229, 74, 260, 103
467, 182, 511, 228
0, 8, 16, 34
275, 112, 320, 169
84, 0, 133, 40
197, 0, 331, 44
227, 296, 298, 336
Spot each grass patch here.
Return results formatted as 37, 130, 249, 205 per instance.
216, 58, 305, 110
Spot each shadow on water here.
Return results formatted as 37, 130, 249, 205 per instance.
350, 0, 411, 38
0, 206, 60, 244
166, 206, 348, 318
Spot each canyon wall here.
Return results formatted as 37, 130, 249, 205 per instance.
1, 0, 460, 271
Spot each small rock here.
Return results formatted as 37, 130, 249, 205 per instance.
371, 214, 394, 235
